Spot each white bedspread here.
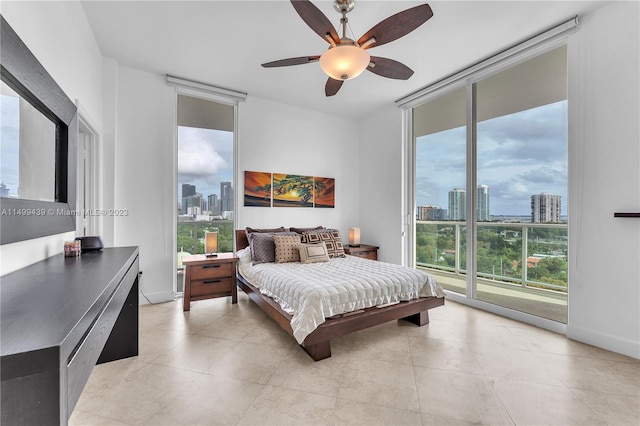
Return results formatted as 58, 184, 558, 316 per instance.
237, 247, 445, 344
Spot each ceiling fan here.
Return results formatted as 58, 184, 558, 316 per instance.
261, 0, 433, 97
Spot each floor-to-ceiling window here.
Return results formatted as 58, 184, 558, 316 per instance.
168, 77, 245, 294
407, 24, 572, 324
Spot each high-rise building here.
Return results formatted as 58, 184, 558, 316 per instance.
220, 182, 233, 213
208, 194, 220, 215
448, 188, 466, 221
477, 185, 490, 221
416, 205, 447, 221
531, 193, 561, 223
181, 184, 197, 214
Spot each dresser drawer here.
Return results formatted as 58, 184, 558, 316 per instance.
189, 262, 233, 280
191, 277, 233, 297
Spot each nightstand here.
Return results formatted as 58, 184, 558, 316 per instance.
182, 253, 238, 311
344, 244, 379, 261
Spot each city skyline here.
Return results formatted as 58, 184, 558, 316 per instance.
416, 100, 568, 216
177, 126, 233, 204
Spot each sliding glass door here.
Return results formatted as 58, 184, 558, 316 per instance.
413, 45, 568, 323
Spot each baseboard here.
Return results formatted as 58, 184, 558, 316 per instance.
566, 324, 640, 360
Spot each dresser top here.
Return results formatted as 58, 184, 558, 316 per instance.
1, 247, 139, 357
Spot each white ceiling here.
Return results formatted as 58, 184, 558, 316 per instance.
81, 0, 609, 120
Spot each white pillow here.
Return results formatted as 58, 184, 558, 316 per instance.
299, 242, 330, 264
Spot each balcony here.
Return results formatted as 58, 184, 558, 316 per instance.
416, 220, 568, 323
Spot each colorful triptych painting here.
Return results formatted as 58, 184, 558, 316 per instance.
244, 171, 335, 208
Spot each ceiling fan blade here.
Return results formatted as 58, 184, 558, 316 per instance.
290, 0, 341, 45
367, 56, 414, 80
325, 78, 344, 96
261, 56, 320, 67
357, 4, 433, 50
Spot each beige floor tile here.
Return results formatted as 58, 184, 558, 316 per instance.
414, 366, 514, 425
75, 375, 183, 425
239, 385, 336, 425
535, 352, 640, 396
150, 333, 237, 373
268, 349, 350, 397
332, 398, 423, 425
146, 374, 264, 425
338, 359, 420, 412
493, 380, 605, 425
473, 346, 566, 387
69, 409, 132, 426
70, 298, 640, 426
571, 388, 640, 425
207, 340, 289, 384
409, 337, 484, 375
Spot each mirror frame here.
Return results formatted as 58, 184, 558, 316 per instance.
0, 15, 77, 244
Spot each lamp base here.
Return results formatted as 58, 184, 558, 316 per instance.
349, 244, 360, 247
205, 253, 218, 258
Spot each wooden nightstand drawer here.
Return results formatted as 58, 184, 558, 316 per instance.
191, 277, 233, 297
182, 253, 239, 311
190, 262, 233, 280
344, 244, 379, 261
349, 250, 377, 260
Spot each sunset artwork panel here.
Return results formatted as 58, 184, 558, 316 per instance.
314, 177, 335, 208
244, 171, 272, 207
273, 174, 314, 207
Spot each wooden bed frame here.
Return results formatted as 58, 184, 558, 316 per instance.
235, 230, 445, 361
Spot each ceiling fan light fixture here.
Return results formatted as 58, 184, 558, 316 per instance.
319, 44, 370, 80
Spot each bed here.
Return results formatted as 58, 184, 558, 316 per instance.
235, 229, 445, 361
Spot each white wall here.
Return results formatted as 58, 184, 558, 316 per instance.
567, 1, 640, 358
104, 65, 176, 303
237, 96, 360, 235
357, 104, 404, 264
0, 1, 103, 275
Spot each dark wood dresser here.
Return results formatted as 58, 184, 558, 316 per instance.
1, 247, 139, 425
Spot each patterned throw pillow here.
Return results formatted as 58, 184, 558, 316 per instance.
301, 230, 345, 258
299, 242, 330, 264
273, 234, 302, 263
248, 232, 278, 264
248, 231, 298, 264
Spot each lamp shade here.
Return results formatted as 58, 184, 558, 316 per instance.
319, 45, 370, 81
205, 231, 218, 255
349, 228, 361, 246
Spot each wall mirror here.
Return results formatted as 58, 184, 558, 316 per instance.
0, 15, 77, 245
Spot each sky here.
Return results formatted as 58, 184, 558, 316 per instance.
416, 100, 568, 217
1, 93, 20, 196
178, 126, 233, 203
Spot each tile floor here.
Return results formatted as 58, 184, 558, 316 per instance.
70, 293, 639, 425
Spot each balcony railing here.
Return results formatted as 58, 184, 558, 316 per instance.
416, 220, 568, 293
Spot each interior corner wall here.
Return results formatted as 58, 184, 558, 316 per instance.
356, 104, 404, 264
0, 1, 103, 275
567, 0, 640, 359
108, 65, 176, 304
237, 96, 360, 237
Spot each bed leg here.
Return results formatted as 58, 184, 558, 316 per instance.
402, 310, 430, 326
302, 341, 331, 361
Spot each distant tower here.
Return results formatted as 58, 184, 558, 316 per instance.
208, 194, 220, 215
181, 184, 196, 214
531, 193, 561, 223
448, 188, 466, 221
220, 182, 233, 213
477, 185, 490, 221
0, 183, 9, 198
